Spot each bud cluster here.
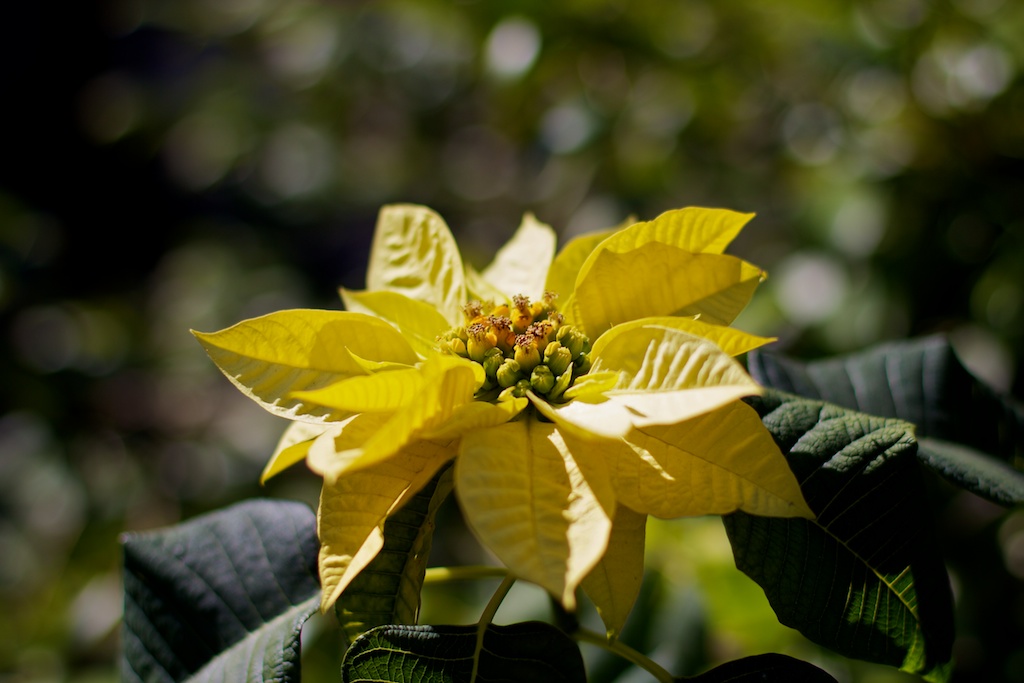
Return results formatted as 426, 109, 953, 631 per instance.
438, 292, 591, 402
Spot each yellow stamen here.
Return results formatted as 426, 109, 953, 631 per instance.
467, 322, 497, 362
513, 334, 540, 372
511, 294, 533, 334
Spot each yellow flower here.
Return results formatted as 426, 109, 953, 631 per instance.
193, 204, 813, 636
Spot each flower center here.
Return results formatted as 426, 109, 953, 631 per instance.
437, 291, 591, 402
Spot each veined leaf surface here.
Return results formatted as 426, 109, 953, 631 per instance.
342, 622, 585, 683
121, 500, 320, 683
335, 467, 454, 644
748, 335, 1024, 506
724, 390, 954, 682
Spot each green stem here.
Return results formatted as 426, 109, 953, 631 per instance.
470, 574, 516, 683
574, 628, 674, 683
423, 565, 509, 584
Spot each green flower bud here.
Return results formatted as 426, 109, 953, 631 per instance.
496, 358, 522, 388
513, 378, 533, 398
530, 364, 555, 394
556, 325, 588, 359
543, 341, 572, 377
547, 368, 574, 402
482, 347, 504, 379
573, 352, 591, 376
448, 337, 468, 358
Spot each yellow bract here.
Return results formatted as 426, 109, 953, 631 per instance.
193, 204, 813, 637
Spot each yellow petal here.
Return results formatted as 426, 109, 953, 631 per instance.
562, 371, 621, 400
581, 505, 647, 638
530, 393, 636, 441
537, 326, 762, 438
613, 401, 814, 520
366, 205, 467, 325
420, 395, 528, 440
261, 421, 334, 484
571, 207, 754, 333
192, 309, 419, 422
340, 289, 450, 358
307, 413, 444, 479
589, 207, 754, 257
545, 229, 618, 302
331, 356, 480, 475
317, 442, 454, 611
479, 213, 557, 301
293, 368, 425, 413
597, 316, 775, 357
574, 246, 765, 336
601, 325, 762, 423
455, 420, 614, 609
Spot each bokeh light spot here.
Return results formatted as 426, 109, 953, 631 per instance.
845, 68, 906, 123
541, 102, 597, 154
913, 40, 1015, 114
830, 193, 887, 257
951, 324, 1015, 393
484, 17, 540, 80
774, 252, 850, 326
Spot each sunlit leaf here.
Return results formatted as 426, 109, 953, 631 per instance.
341, 622, 586, 683
335, 467, 453, 644
481, 212, 557, 301
315, 439, 454, 612
455, 420, 613, 608
539, 326, 761, 438
122, 500, 320, 683
724, 390, 954, 681
600, 316, 775, 358
574, 246, 764, 335
261, 420, 334, 484
589, 206, 754, 257
580, 505, 647, 638
420, 395, 527, 440
293, 367, 425, 413
305, 413, 394, 478
340, 289, 450, 358
366, 205, 467, 325
192, 309, 419, 422
615, 400, 813, 519
334, 356, 480, 474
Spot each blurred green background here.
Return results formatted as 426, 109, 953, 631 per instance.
2, 0, 1023, 681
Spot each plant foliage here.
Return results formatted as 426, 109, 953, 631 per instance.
125, 268, 1024, 680
121, 500, 321, 683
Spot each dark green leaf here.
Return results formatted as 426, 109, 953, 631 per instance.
335, 465, 454, 644
917, 437, 1024, 507
684, 653, 837, 682
725, 391, 954, 682
342, 621, 586, 683
121, 499, 321, 683
748, 335, 1024, 504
